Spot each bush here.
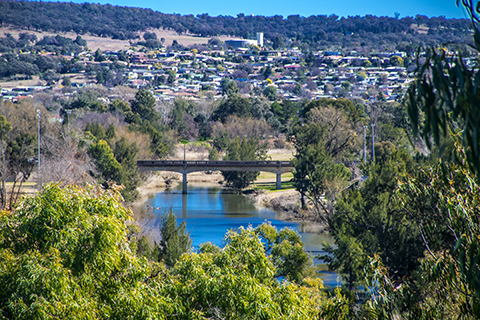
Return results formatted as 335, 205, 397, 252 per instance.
273, 138, 286, 149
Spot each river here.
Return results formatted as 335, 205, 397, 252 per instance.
143, 184, 340, 287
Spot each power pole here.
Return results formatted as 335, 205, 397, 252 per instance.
37, 109, 41, 171
363, 126, 367, 164
371, 123, 375, 163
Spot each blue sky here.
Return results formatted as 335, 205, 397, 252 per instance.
62, 0, 469, 19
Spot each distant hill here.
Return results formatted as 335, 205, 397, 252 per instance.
0, 0, 472, 49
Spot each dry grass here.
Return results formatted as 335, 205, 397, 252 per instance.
267, 148, 295, 161
0, 27, 131, 52
0, 75, 42, 89
257, 171, 293, 181
0, 27, 237, 52
3, 181, 38, 203
0, 73, 97, 89
147, 29, 236, 47
410, 24, 429, 35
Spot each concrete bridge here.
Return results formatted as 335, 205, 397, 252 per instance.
137, 160, 294, 194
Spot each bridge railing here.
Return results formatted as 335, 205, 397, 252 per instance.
137, 160, 293, 167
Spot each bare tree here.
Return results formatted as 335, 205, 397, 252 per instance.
155, 100, 174, 126
37, 129, 96, 186
223, 116, 273, 139
195, 92, 219, 120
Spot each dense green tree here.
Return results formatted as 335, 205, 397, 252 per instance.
84, 122, 107, 141
130, 89, 159, 123
171, 225, 333, 319
0, 115, 12, 139
211, 95, 251, 123
113, 137, 140, 201
208, 147, 219, 160
254, 223, 312, 283
220, 77, 238, 96
143, 31, 157, 40
386, 2, 480, 316
94, 48, 106, 62
280, 99, 298, 128
166, 70, 176, 85
212, 130, 229, 151
389, 55, 404, 67
61, 76, 71, 86
250, 96, 271, 120
263, 86, 277, 101
292, 126, 351, 217
158, 210, 192, 268
324, 144, 423, 290
87, 139, 122, 184
41, 69, 61, 85
377, 91, 387, 102
221, 137, 268, 189
270, 101, 283, 119
0, 183, 353, 319
74, 35, 87, 46
0, 184, 174, 319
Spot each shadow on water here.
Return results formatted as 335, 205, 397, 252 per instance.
142, 184, 341, 287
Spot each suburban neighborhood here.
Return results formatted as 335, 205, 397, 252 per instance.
2, 30, 464, 105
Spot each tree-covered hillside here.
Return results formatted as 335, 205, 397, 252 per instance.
0, 1, 471, 49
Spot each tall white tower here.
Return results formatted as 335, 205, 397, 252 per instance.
256, 32, 264, 47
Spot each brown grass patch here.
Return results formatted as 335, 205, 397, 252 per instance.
0, 27, 237, 52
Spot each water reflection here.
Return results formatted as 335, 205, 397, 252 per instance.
144, 184, 339, 286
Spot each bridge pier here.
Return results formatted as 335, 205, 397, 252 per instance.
182, 173, 187, 194
276, 173, 282, 190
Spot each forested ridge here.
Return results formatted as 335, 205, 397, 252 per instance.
0, 0, 472, 48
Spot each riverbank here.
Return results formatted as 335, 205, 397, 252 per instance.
134, 144, 328, 227
135, 169, 327, 232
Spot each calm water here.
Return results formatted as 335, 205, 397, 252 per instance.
143, 184, 340, 287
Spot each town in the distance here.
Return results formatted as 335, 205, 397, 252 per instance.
1, 28, 471, 104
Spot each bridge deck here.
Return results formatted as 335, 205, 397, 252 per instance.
137, 160, 293, 167
137, 160, 294, 194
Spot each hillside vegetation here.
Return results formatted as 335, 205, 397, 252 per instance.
0, 0, 472, 50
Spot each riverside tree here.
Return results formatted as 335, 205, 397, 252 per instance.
292, 122, 351, 217
221, 137, 268, 189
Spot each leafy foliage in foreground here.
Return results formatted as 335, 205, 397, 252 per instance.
0, 183, 349, 319
0, 183, 163, 319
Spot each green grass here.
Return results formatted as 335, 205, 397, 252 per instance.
251, 181, 295, 192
